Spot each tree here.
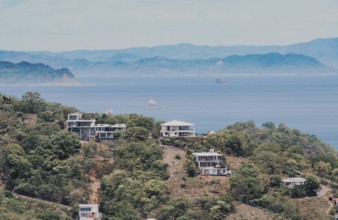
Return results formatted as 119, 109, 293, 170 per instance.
262, 122, 276, 129
254, 151, 278, 174
122, 127, 150, 141
226, 133, 246, 157
209, 200, 232, 220
290, 185, 306, 198
304, 175, 320, 196
44, 131, 81, 160
314, 161, 332, 177
331, 168, 338, 182
20, 92, 46, 113
1, 144, 32, 189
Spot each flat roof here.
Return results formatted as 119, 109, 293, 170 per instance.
162, 120, 194, 126
193, 152, 221, 156
96, 124, 126, 127
282, 177, 306, 182
79, 204, 99, 207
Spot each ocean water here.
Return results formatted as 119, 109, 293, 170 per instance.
1, 74, 338, 149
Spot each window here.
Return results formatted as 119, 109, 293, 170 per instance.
69, 115, 78, 120
80, 207, 91, 211
99, 133, 106, 138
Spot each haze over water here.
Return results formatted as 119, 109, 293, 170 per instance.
1, 74, 338, 149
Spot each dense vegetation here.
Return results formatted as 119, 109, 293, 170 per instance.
0, 92, 337, 219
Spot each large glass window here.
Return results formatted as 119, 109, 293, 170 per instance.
80, 207, 91, 211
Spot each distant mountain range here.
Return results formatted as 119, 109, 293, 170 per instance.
74, 53, 333, 75
0, 61, 77, 84
0, 37, 338, 76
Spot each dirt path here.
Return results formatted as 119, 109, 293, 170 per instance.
325, 196, 334, 214
89, 175, 101, 204
317, 184, 331, 197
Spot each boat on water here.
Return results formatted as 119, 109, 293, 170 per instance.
216, 78, 226, 84
147, 99, 157, 108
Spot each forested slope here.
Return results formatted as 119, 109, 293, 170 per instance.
0, 92, 337, 219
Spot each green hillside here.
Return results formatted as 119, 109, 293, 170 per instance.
0, 92, 337, 219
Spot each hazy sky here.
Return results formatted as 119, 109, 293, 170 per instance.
1, 0, 338, 51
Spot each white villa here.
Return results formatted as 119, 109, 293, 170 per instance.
281, 177, 306, 189
67, 113, 96, 141
160, 120, 195, 137
79, 204, 100, 220
67, 113, 126, 141
193, 149, 231, 176
95, 124, 126, 140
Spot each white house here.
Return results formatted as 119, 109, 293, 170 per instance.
281, 177, 306, 189
67, 113, 126, 141
334, 214, 338, 220
160, 120, 195, 137
79, 204, 100, 220
67, 113, 96, 141
95, 124, 126, 140
193, 149, 231, 176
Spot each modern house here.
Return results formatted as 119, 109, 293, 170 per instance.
79, 204, 100, 220
95, 124, 126, 140
281, 177, 306, 189
160, 120, 195, 137
67, 113, 96, 141
67, 113, 126, 141
193, 149, 231, 176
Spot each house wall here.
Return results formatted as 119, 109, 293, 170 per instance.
79, 204, 99, 220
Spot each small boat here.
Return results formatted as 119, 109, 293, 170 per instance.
147, 99, 156, 108
216, 78, 226, 84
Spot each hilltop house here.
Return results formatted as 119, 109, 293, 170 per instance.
67, 113, 126, 141
95, 124, 126, 140
160, 120, 195, 137
281, 177, 306, 189
193, 149, 231, 176
79, 204, 100, 220
67, 113, 96, 141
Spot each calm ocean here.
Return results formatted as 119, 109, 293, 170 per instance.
1, 75, 338, 149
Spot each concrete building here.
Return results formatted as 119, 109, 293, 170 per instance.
67, 113, 96, 141
67, 113, 126, 141
193, 149, 231, 176
79, 204, 100, 220
160, 120, 195, 137
281, 177, 306, 189
95, 124, 126, 140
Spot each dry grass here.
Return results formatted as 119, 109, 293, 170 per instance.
227, 203, 279, 220
296, 196, 332, 220
163, 146, 233, 202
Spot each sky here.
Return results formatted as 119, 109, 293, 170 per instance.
1, 0, 338, 51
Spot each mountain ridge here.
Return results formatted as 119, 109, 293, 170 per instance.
1, 37, 338, 76
0, 61, 78, 84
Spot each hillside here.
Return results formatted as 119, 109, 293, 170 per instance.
0, 93, 338, 219
0, 61, 77, 84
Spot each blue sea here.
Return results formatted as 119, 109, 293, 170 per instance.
1, 74, 338, 149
